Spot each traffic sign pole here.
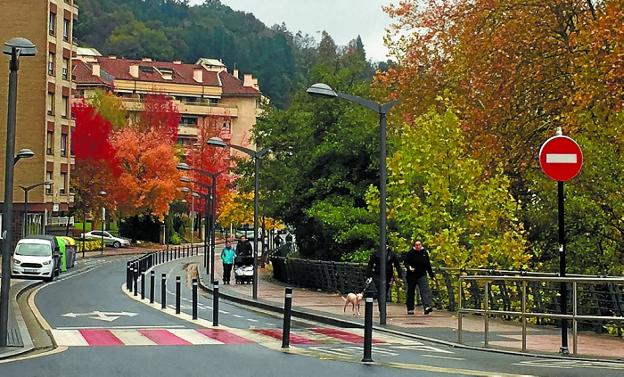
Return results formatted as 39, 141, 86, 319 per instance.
539, 129, 582, 355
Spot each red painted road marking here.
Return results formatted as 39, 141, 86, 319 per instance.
79, 329, 124, 346
311, 328, 385, 344
138, 329, 192, 346
196, 329, 253, 344
254, 329, 318, 345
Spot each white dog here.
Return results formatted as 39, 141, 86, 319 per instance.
342, 292, 364, 316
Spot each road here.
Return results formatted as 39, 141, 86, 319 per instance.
1, 254, 623, 377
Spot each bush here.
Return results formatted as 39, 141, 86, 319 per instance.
76, 239, 104, 252
170, 232, 181, 245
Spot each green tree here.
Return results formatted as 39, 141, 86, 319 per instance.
380, 109, 529, 269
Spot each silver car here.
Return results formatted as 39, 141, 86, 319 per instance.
82, 231, 131, 248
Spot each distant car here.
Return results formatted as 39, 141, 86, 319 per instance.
82, 231, 130, 248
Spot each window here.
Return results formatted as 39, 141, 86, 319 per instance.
47, 93, 55, 115
60, 173, 67, 195
60, 134, 67, 157
48, 53, 55, 76
63, 19, 70, 41
209, 98, 219, 105
47, 132, 54, 155
46, 172, 53, 194
49, 12, 56, 36
61, 96, 68, 118
180, 116, 198, 127
62, 59, 69, 80
222, 121, 231, 132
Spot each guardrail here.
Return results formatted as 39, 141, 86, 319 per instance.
458, 275, 624, 354
126, 245, 201, 289
270, 256, 624, 336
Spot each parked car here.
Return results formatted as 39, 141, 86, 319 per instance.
12, 237, 60, 281
82, 231, 130, 248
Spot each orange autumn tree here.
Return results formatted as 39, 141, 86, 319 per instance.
182, 114, 232, 221
112, 94, 181, 218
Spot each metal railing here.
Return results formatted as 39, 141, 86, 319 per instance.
458, 275, 624, 355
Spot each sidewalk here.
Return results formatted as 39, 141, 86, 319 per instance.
197, 253, 624, 361
0, 279, 38, 359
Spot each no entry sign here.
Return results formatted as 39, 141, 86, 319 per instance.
539, 135, 583, 182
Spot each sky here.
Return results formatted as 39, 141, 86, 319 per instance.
189, 0, 394, 62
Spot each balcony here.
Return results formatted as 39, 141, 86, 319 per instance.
120, 97, 238, 118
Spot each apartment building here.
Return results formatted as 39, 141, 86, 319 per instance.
73, 50, 261, 150
0, 0, 78, 237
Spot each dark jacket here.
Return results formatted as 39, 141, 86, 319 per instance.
366, 249, 403, 279
235, 240, 252, 257
404, 247, 435, 280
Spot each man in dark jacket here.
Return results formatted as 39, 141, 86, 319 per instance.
366, 245, 403, 313
235, 235, 253, 257
404, 240, 435, 315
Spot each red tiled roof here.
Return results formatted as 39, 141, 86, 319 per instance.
72, 59, 113, 87
219, 71, 261, 96
73, 57, 260, 97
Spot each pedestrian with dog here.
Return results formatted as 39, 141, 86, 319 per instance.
404, 240, 435, 315
221, 240, 236, 285
366, 245, 404, 314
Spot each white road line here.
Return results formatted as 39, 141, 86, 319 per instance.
50, 329, 89, 347
421, 354, 466, 361
168, 329, 223, 345
233, 315, 243, 318
218, 310, 229, 314
55, 325, 186, 330
111, 330, 157, 346
247, 318, 258, 322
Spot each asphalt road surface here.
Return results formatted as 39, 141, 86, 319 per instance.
1, 255, 623, 377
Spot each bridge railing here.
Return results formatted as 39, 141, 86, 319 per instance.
458, 275, 624, 354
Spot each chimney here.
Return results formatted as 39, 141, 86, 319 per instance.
193, 68, 203, 83
233, 69, 239, 79
173, 60, 182, 65
129, 65, 139, 78
92, 63, 101, 77
142, 57, 152, 62
243, 74, 253, 87
252, 78, 259, 90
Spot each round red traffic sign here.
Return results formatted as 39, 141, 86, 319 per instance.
539, 135, 583, 182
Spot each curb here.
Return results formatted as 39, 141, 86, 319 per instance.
195, 265, 624, 365
0, 280, 40, 360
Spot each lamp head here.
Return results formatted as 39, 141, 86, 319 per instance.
3, 37, 37, 56
306, 83, 337, 98
192, 193, 201, 198
98, 191, 107, 196
207, 137, 227, 148
181, 187, 190, 193
16, 148, 34, 159
177, 162, 191, 171
180, 176, 192, 183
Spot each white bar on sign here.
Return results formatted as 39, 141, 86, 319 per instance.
546, 154, 577, 164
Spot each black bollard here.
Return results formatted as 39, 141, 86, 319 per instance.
192, 279, 198, 320
213, 281, 219, 326
282, 287, 293, 348
127, 262, 132, 291
150, 271, 155, 304
141, 272, 146, 300
175, 276, 181, 314
161, 274, 167, 309
133, 267, 138, 297
362, 292, 374, 363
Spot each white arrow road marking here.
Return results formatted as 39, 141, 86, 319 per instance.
61, 311, 139, 322
546, 154, 577, 163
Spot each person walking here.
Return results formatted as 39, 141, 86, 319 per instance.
404, 240, 435, 315
366, 245, 403, 313
221, 240, 236, 285
235, 235, 252, 257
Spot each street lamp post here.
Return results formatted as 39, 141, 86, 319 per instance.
207, 137, 270, 300
0, 37, 37, 347
307, 83, 399, 325
181, 184, 210, 273
178, 163, 226, 282
20, 180, 53, 237
98, 191, 107, 254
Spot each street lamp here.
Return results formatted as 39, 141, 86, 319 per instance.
180, 179, 211, 274
181, 187, 201, 245
20, 180, 53, 237
307, 83, 399, 325
98, 191, 107, 254
13, 148, 34, 165
1, 37, 37, 347
207, 137, 270, 300
177, 163, 227, 281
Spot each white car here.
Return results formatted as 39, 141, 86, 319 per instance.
12, 239, 58, 281
82, 231, 131, 248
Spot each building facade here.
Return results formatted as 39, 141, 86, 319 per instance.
73, 51, 261, 150
0, 0, 78, 237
